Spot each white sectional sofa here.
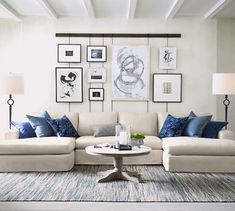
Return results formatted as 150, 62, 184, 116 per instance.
1, 112, 235, 173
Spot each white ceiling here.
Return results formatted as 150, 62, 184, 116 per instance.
0, 0, 234, 21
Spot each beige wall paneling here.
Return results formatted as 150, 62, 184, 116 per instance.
148, 38, 167, 113
69, 36, 90, 112
217, 19, 235, 132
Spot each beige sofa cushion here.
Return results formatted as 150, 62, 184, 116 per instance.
75, 135, 162, 150
162, 137, 235, 156
78, 112, 118, 136
0, 137, 75, 155
118, 112, 158, 136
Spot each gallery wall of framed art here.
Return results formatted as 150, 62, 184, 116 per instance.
55, 32, 195, 114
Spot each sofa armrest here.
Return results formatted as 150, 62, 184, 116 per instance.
218, 130, 235, 140
4, 129, 20, 140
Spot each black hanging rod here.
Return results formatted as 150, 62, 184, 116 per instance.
55, 33, 181, 38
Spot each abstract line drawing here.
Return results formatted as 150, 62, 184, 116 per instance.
56, 67, 83, 103
60, 71, 77, 98
112, 46, 149, 100
159, 47, 177, 69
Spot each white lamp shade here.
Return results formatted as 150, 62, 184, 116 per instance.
212, 73, 235, 95
0, 73, 24, 95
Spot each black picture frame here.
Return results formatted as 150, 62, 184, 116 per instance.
152, 73, 182, 103
57, 44, 81, 63
87, 45, 107, 62
89, 88, 104, 101
55, 67, 83, 103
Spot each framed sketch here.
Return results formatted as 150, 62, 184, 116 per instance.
57, 44, 81, 63
87, 68, 106, 83
112, 45, 150, 101
87, 45, 107, 62
55, 67, 83, 103
89, 88, 104, 101
153, 73, 182, 103
159, 47, 177, 69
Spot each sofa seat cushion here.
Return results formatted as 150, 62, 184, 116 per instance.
0, 137, 75, 155
75, 135, 162, 150
162, 137, 235, 156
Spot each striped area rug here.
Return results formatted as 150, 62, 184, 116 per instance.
0, 166, 234, 202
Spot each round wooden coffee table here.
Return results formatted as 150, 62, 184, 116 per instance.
85, 145, 151, 183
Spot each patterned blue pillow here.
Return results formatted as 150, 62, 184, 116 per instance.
158, 114, 188, 138
11, 121, 36, 139
202, 121, 228, 138
26, 111, 55, 137
47, 115, 79, 138
183, 112, 212, 137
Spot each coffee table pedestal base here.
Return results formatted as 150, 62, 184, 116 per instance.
97, 156, 139, 183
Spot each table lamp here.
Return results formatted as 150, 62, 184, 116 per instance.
0, 73, 24, 129
212, 73, 235, 129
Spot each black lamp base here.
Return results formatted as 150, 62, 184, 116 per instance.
7, 94, 14, 130
223, 94, 230, 130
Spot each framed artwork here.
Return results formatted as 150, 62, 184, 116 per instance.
57, 44, 81, 63
112, 45, 150, 101
159, 47, 177, 69
153, 73, 182, 103
55, 67, 83, 103
89, 88, 104, 101
87, 68, 106, 83
87, 45, 107, 62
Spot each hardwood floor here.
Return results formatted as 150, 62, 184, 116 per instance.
0, 202, 234, 211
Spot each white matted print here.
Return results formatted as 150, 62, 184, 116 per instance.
159, 47, 177, 69
89, 88, 104, 101
112, 46, 150, 101
55, 67, 83, 103
153, 73, 182, 103
57, 44, 81, 63
87, 45, 107, 62
87, 68, 106, 83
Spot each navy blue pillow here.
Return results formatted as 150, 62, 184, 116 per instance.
11, 121, 36, 139
26, 111, 55, 137
46, 115, 79, 138
183, 112, 212, 137
202, 121, 228, 138
158, 114, 188, 138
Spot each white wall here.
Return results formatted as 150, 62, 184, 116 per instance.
217, 18, 235, 133
0, 18, 217, 133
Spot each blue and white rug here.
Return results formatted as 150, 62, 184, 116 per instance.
0, 166, 234, 202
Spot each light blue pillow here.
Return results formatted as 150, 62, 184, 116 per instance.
91, 123, 121, 137
46, 115, 79, 138
26, 111, 55, 137
11, 121, 36, 139
158, 114, 188, 138
183, 112, 212, 137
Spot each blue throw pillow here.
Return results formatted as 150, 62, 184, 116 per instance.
46, 115, 79, 138
158, 114, 188, 138
202, 121, 228, 138
183, 112, 212, 137
26, 111, 55, 137
11, 121, 36, 139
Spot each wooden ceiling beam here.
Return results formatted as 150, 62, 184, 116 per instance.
81, 0, 95, 19
0, 0, 21, 21
204, 0, 232, 19
165, 0, 184, 19
127, 0, 138, 19
36, 0, 57, 19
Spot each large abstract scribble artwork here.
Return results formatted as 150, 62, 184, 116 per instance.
112, 46, 149, 100
56, 67, 83, 103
